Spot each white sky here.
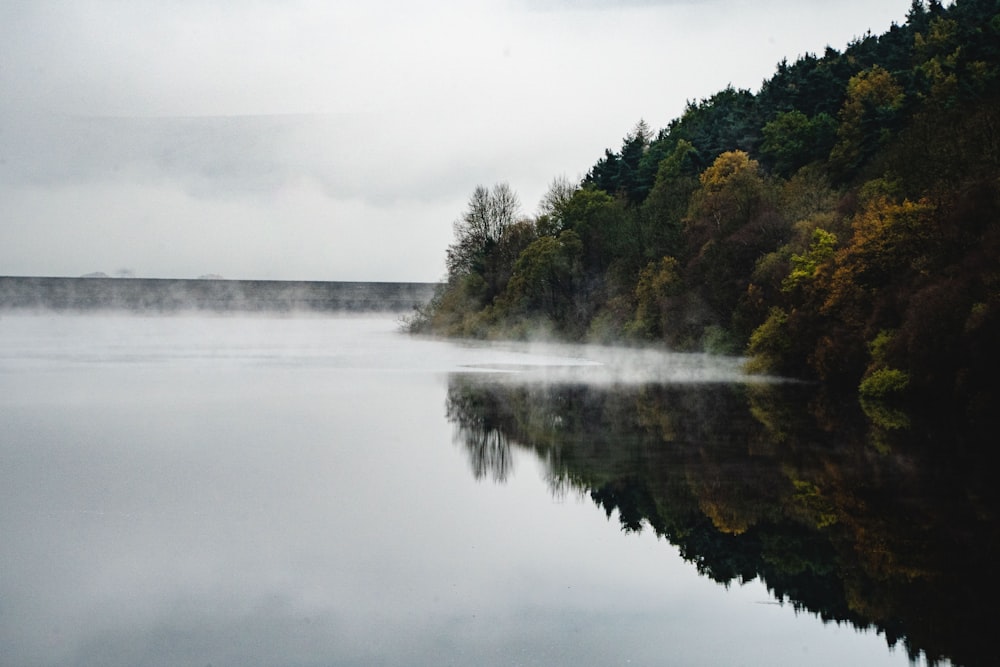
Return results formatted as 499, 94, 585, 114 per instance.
0, 0, 910, 282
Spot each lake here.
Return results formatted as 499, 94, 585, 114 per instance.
0, 312, 993, 666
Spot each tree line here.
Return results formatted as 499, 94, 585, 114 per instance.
410, 0, 1000, 414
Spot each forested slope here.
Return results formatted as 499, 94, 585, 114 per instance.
412, 0, 1000, 412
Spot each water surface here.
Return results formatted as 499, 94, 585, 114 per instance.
1, 313, 981, 666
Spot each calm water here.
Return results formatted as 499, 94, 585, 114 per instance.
0, 313, 990, 666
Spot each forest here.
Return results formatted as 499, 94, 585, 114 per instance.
409, 0, 1000, 415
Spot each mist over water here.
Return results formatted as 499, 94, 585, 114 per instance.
0, 276, 439, 313
0, 312, 950, 666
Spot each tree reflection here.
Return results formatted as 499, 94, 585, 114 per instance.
445, 381, 515, 482
445, 374, 999, 667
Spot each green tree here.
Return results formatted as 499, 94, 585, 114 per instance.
666, 86, 761, 169
782, 228, 838, 293
628, 256, 684, 341
639, 139, 700, 262
584, 120, 654, 205
760, 110, 838, 177
559, 185, 629, 276
495, 230, 584, 332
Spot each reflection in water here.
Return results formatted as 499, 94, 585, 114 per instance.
446, 388, 516, 483
446, 375, 999, 667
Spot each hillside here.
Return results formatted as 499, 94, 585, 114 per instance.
411, 0, 1000, 415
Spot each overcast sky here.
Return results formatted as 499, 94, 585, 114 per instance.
1, 0, 910, 282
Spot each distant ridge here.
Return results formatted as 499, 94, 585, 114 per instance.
0, 276, 439, 313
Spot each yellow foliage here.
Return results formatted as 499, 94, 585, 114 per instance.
914, 16, 959, 60
688, 150, 769, 239
823, 196, 937, 315
842, 65, 905, 118
698, 150, 758, 190
699, 498, 753, 535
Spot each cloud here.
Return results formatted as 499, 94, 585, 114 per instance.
0, 110, 566, 204
0, 0, 910, 280
0, 178, 460, 280
521, 0, 710, 9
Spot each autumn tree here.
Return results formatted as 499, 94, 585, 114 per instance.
681, 151, 787, 346
829, 66, 905, 181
